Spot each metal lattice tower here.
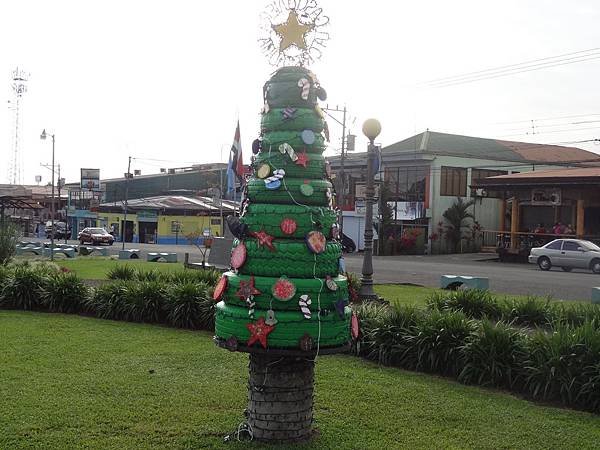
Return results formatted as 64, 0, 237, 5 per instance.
8, 67, 29, 185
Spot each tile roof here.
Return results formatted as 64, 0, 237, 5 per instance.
474, 167, 600, 186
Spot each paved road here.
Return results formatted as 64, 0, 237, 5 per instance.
25, 238, 597, 301
343, 252, 598, 301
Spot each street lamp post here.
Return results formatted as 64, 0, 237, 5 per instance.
358, 119, 381, 301
40, 129, 55, 261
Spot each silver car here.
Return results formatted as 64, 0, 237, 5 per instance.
528, 239, 600, 273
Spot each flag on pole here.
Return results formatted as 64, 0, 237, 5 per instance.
227, 121, 245, 199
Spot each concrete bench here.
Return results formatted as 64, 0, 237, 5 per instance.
147, 252, 177, 263
119, 249, 141, 259
592, 288, 600, 305
15, 246, 44, 256
441, 275, 489, 291
44, 247, 76, 258
79, 246, 108, 256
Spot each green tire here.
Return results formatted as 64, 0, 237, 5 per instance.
221, 272, 349, 312
246, 178, 332, 206
261, 131, 326, 154
215, 301, 351, 349
261, 108, 324, 133
241, 203, 337, 239
265, 79, 318, 108
254, 151, 326, 179
235, 239, 341, 278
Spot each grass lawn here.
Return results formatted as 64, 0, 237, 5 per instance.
55, 258, 187, 280
2, 311, 600, 449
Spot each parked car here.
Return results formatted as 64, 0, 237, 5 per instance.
45, 221, 70, 239
78, 227, 115, 246
528, 239, 600, 273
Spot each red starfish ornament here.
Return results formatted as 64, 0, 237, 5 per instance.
236, 276, 262, 300
295, 151, 310, 168
250, 230, 275, 251
246, 317, 275, 348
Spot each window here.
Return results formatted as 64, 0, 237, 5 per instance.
563, 241, 580, 251
440, 166, 467, 197
384, 166, 428, 202
545, 240, 562, 250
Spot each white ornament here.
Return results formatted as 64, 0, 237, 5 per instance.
298, 294, 312, 319
298, 78, 311, 100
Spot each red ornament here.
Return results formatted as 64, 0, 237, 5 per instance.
213, 275, 228, 301
280, 218, 298, 235
351, 313, 360, 339
250, 230, 275, 251
247, 317, 275, 348
272, 277, 296, 301
295, 151, 310, 168
236, 276, 261, 300
306, 230, 327, 254
231, 243, 247, 269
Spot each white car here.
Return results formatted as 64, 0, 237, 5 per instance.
528, 239, 600, 273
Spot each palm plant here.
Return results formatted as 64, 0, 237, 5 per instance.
442, 197, 475, 252
0, 222, 22, 265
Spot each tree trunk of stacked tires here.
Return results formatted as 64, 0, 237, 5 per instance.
214, 66, 351, 443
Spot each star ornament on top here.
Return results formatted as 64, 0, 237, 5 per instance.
259, 0, 330, 66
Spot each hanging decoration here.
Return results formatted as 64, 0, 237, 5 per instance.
257, 163, 271, 179
325, 160, 332, 178
250, 230, 276, 251
301, 129, 315, 145
298, 294, 312, 319
231, 242, 248, 269
306, 230, 327, 254
335, 298, 347, 319
299, 333, 313, 351
262, 100, 270, 114
280, 217, 298, 235
323, 121, 330, 142
246, 317, 275, 349
351, 313, 360, 339
300, 181, 314, 197
281, 106, 297, 121
278, 143, 298, 161
259, 2, 330, 67
265, 309, 278, 326
316, 85, 327, 101
325, 275, 338, 291
272, 276, 296, 301
264, 169, 285, 189
213, 275, 228, 301
226, 216, 249, 239
297, 78, 311, 100
246, 296, 257, 318
330, 223, 340, 240
295, 151, 309, 168
224, 336, 239, 352
252, 138, 262, 154
235, 276, 262, 300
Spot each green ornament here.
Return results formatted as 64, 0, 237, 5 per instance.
300, 182, 314, 197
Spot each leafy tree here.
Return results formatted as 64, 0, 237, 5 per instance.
0, 221, 21, 265
442, 197, 475, 252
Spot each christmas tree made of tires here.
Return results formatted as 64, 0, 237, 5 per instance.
213, 63, 352, 443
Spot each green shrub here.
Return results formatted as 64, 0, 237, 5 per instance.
87, 282, 129, 319
427, 289, 502, 320
165, 282, 214, 330
503, 296, 552, 328
553, 303, 600, 328
107, 264, 137, 280
0, 222, 21, 265
40, 273, 89, 313
0, 265, 48, 310
459, 320, 526, 389
406, 310, 475, 375
121, 281, 168, 323
344, 272, 361, 302
523, 321, 600, 410
162, 269, 220, 287
134, 269, 161, 282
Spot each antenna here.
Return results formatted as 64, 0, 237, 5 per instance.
8, 67, 29, 184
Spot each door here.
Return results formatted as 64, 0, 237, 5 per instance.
544, 240, 564, 265
121, 220, 134, 243
561, 240, 588, 268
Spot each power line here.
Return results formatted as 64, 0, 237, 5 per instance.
420, 49, 600, 88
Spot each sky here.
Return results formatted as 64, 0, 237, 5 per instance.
2, 0, 600, 184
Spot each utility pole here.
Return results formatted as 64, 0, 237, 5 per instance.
122, 156, 131, 250
323, 105, 348, 236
